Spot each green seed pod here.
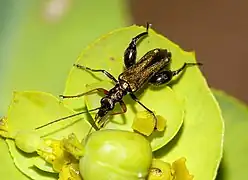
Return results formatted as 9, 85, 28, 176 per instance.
15, 131, 41, 153
79, 129, 153, 180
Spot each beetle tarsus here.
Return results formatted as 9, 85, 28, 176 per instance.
172, 62, 202, 76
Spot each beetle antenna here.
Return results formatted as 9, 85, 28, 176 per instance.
35, 107, 100, 130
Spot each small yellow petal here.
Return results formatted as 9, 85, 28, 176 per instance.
59, 163, 82, 180
172, 157, 194, 180
61, 133, 84, 159
0, 116, 8, 131
37, 135, 82, 173
148, 159, 173, 180
37, 139, 65, 171
0, 117, 13, 138
155, 115, 167, 132
132, 111, 156, 136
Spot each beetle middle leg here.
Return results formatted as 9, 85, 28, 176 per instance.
124, 23, 151, 68
95, 101, 127, 129
110, 101, 127, 115
129, 93, 157, 122
73, 64, 118, 83
60, 88, 108, 99
149, 62, 203, 85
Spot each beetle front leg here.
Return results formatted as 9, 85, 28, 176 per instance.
124, 23, 151, 68
149, 62, 202, 85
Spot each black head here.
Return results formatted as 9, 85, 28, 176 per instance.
95, 97, 114, 128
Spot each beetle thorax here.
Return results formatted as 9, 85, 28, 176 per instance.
107, 82, 128, 104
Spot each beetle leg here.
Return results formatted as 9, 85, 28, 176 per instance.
129, 93, 157, 123
124, 22, 151, 68
94, 101, 127, 130
74, 64, 118, 83
110, 100, 127, 115
60, 88, 108, 99
149, 62, 202, 85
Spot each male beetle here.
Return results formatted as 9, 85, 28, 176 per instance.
36, 23, 202, 130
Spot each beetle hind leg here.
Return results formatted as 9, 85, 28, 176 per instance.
124, 22, 151, 68
149, 62, 202, 85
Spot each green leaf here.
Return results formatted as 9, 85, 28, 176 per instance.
0, 140, 28, 180
6, 91, 88, 137
5, 91, 91, 180
213, 89, 248, 180
62, 25, 224, 180
32, 156, 56, 173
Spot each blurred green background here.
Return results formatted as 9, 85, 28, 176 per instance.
0, 0, 248, 179
0, 0, 130, 115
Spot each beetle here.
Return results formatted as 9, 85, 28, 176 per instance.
36, 23, 202, 130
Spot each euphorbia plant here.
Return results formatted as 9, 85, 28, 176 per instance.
0, 25, 224, 180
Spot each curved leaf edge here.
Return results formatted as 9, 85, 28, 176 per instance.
61, 24, 225, 180
212, 88, 248, 180
212, 88, 248, 110
63, 24, 190, 93
5, 90, 92, 133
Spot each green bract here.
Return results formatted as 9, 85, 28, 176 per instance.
5, 91, 91, 179
14, 131, 41, 153
0, 25, 225, 180
214, 90, 248, 180
80, 129, 153, 180
63, 25, 224, 179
